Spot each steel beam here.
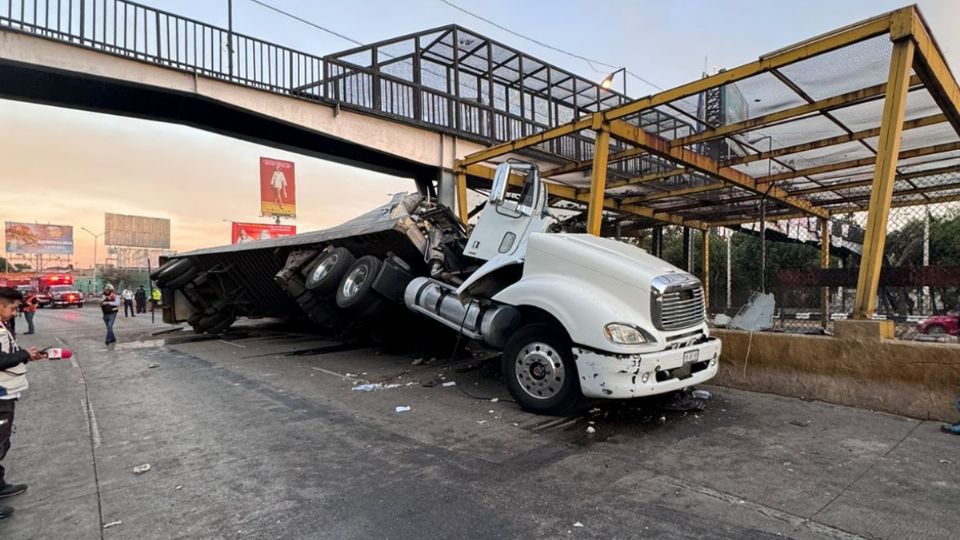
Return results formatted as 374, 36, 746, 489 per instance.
461, 164, 707, 229
621, 181, 726, 204
600, 11, 898, 123
906, 8, 960, 140
587, 127, 611, 235
702, 228, 711, 311
671, 75, 922, 149
853, 38, 915, 319
820, 218, 830, 329
706, 211, 811, 227
456, 171, 468, 224
724, 113, 946, 166
603, 167, 688, 191
458, 118, 593, 166
757, 140, 960, 184
789, 163, 960, 197
607, 120, 829, 219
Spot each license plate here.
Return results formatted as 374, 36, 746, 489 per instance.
683, 349, 699, 363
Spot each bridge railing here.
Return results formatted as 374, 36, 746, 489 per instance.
0, 0, 610, 160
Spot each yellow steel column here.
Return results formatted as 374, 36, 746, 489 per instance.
455, 171, 468, 225
587, 126, 611, 236
820, 218, 830, 329
702, 228, 711, 312
853, 38, 915, 319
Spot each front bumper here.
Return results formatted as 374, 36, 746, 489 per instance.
574, 337, 721, 399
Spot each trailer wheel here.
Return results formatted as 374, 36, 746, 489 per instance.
336, 255, 385, 317
305, 248, 355, 296
152, 259, 193, 286
193, 310, 236, 335
502, 324, 581, 415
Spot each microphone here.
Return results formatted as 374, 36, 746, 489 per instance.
41, 347, 73, 360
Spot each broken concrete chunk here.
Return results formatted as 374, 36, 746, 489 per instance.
133, 463, 151, 475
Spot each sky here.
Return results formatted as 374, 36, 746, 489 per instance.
2, 0, 959, 268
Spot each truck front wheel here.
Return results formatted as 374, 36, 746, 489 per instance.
502, 324, 581, 415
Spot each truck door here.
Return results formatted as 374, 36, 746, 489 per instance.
463, 163, 548, 261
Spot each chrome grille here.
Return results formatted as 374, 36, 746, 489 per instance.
651, 274, 705, 331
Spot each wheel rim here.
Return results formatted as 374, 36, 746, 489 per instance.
342, 264, 369, 298
515, 341, 565, 400
312, 253, 340, 282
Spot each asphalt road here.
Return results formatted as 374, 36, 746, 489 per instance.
1, 305, 957, 539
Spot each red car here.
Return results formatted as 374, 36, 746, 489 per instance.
917, 312, 959, 336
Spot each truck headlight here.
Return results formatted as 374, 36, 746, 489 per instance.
603, 323, 648, 345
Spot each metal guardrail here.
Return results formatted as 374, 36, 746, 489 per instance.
0, 0, 613, 157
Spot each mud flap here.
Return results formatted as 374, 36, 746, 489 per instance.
372, 256, 414, 304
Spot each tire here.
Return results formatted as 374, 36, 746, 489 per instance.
194, 310, 236, 335
153, 259, 194, 287
164, 267, 198, 289
502, 323, 581, 415
335, 255, 385, 317
305, 248, 355, 296
925, 324, 947, 335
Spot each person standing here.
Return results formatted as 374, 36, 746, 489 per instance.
0, 287, 41, 521
121, 287, 135, 318
150, 288, 161, 312
101, 286, 121, 345
21, 291, 38, 335
134, 286, 147, 314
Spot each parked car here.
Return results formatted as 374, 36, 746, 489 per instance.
48, 285, 84, 308
917, 312, 959, 336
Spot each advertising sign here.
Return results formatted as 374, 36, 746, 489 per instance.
4, 222, 74, 254
104, 213, 171, 248
259, 157, 296, 217
231, 222, 297, 244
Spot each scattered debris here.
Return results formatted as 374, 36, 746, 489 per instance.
789, 420, 811, 428
147, 363, 159, 369
175, 485, 183, 490
133, 463, 151, 475
411, 357, 424, 365
383, 383, 402, 389
691, 389, 712, 400
441, 381, 457, 387
454, 362, 483, 373
352, 383, 382, 392
730, 292, 775, 331
103, 520, 123, 529
586, 426, 596, 434
395, 406, 411, 413
573, 522, 584, 528
490, 398, 499, 403
476, 420, 487, 425
940, 459, 952, 464
488, 410, 495, 414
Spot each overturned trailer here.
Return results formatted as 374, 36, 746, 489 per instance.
154, 163, 721, 414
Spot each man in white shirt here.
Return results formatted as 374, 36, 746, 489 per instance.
121, 287, 135, 318
0, 287, 41, 520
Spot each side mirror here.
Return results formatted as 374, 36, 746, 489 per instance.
489, 163, 511, 206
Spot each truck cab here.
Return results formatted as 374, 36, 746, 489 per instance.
407, 161, 721, 413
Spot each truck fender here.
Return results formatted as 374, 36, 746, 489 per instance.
456, 253, 524, 300
492, 274, 645, 351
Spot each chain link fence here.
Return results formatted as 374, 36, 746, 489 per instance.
694, 200, 960, 340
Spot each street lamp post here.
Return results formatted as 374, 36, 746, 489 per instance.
81, 227, 104, 293
600, 67, 628, 96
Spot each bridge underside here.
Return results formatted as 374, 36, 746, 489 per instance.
0, 60, 440, 192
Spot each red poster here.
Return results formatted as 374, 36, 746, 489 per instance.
259, 157, 296, 217
231, 222, 297, 244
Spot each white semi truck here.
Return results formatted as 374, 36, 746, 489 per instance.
153, 161, 720, 414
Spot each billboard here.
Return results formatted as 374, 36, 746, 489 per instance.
104, 213, 171, 248
231, 222, 297, 244
4, 222, 74, 254
259, 157, 296, 217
